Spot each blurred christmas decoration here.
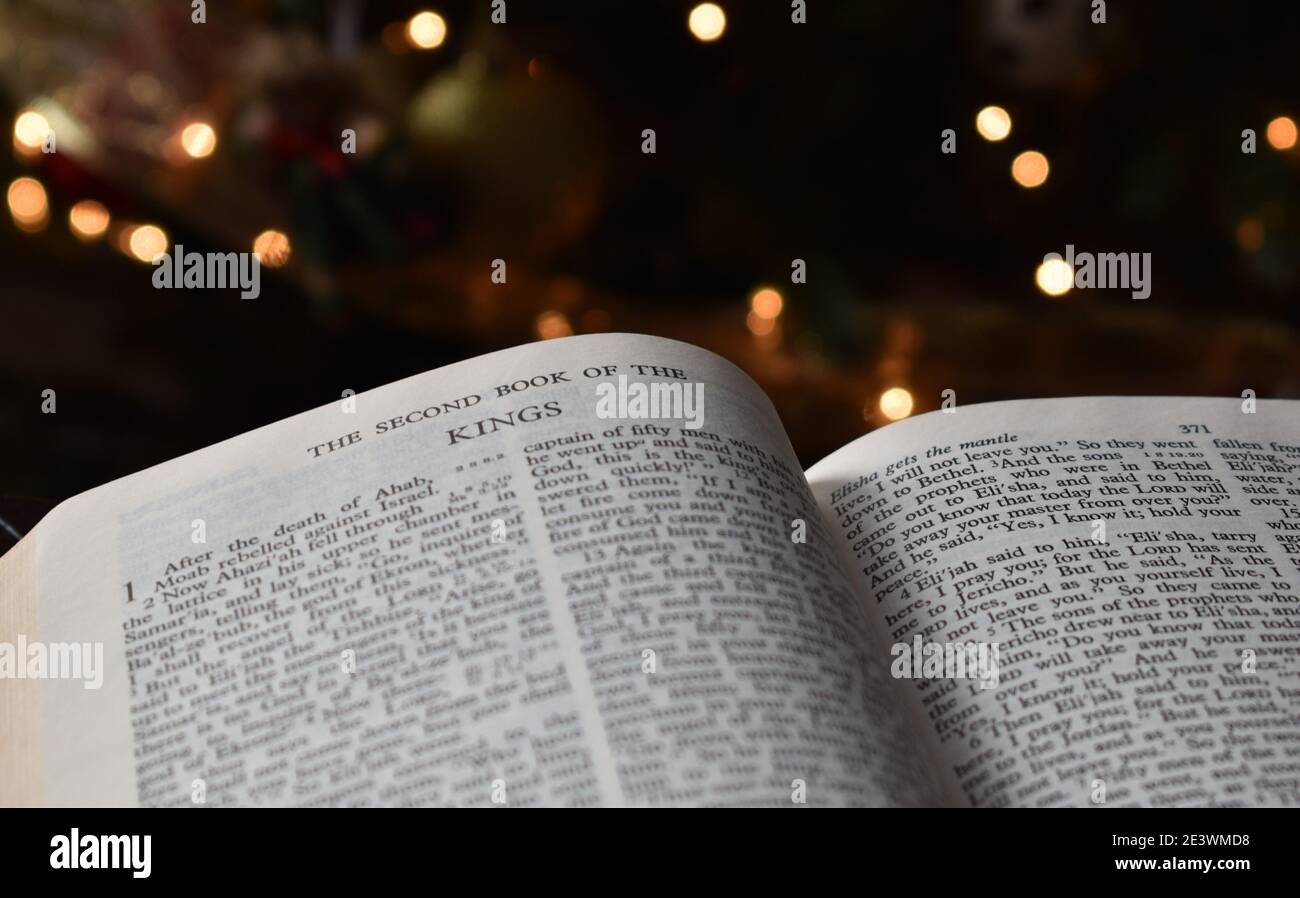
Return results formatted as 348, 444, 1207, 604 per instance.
1036, 256, 1073, 297
688, 4, 727, 43
877, 387, 914, 422
406, 11, 448, 51
1011, 149, 1049, 188
7, 175, 48, 231
68, 198, 110, 240
1266, 116, 1297, 151
0, 0, 1296, 501
975, 105, 1012, 142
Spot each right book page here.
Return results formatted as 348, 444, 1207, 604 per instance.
807, 397, 1300, 807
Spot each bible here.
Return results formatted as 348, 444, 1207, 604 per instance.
2, 333, 1297, 806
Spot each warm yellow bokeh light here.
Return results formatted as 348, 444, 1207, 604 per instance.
1266, 116, 1297, 151
253, 229, 292, 268
13, 110, 51, 152
1236, 218, 1264, 253
975, 106, 1012, 142
750, 287, 783, 320
878, 388, 914, 421
127, 224, 169, 262
69, 200, 110, 241
407, 11, 448, 49
179, 122, 217, 158
1036, 257, 1074, 297
689, 4, 727, 42
536, 310, 573, 340
7, 177, 48, 231
1011, 150, 1049, 188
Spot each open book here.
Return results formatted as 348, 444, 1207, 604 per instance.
3, 334, 1297, 807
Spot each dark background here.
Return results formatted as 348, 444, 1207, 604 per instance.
1, 0, 1297, 540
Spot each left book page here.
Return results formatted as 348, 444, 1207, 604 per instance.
1, 333, 939, 807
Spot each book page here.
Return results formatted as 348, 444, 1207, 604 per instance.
808, 397, 1300, 807
0, 533, 39, 805
2, 333, 936, 807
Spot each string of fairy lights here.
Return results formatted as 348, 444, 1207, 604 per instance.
5, 4, 1298, 430
1, 10, 460, 277
10, 105, 291, 267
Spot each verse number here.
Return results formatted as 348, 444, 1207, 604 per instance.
124, 581, 154, 608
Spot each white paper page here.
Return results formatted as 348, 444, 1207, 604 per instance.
808, 397, 1300, 807
10, 333, 938, 806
